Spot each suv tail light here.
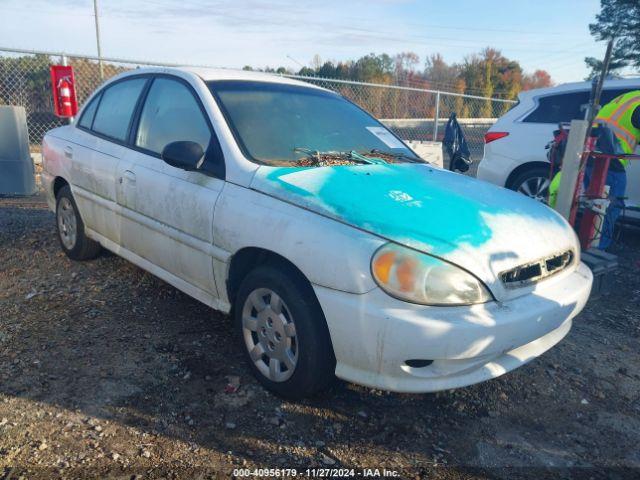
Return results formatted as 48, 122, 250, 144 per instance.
484, 132, 509, 144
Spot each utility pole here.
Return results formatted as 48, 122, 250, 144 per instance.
93, 0, 104, 80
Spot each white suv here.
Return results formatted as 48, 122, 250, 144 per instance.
477, 78, 640, 220
41, 67, 592, 398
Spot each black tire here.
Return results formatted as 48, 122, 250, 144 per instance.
234, 263, 335, 399
508, 165, 551, 203
55, 185, 101, 261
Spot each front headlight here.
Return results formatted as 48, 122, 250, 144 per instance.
371, 243, 492, 306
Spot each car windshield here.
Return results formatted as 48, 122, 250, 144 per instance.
207, 80, 421, 166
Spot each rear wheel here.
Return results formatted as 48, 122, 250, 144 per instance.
509, 166, 551, 203
234, 264, 335, 399
56, 185, 101, 260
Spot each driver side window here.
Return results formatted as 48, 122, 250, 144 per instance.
136, 77, 211, 155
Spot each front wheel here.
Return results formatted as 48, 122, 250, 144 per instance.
56, 185, 101, 261
234, 264, 335, 399
509, 166, 551, 203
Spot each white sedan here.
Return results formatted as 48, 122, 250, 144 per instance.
41, 67, 593, 398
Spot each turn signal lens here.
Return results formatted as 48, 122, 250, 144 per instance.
372, 250, 395, 284
371, 244, 492, 305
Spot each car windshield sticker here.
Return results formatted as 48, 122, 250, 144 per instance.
366, 126, 405, 149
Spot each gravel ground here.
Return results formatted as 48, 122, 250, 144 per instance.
1, 194, 639, 480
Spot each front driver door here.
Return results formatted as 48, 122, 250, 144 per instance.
116, 75, 225, 303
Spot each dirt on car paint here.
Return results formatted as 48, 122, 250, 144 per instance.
1, 195, 639, 479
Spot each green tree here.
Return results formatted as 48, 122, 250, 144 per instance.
351, 53, 394, 83
463, 49, 520, 96
297, 66, 316, 76
586, 0, 640, 76
318, 61, 338, 78
453, 78, 469, 118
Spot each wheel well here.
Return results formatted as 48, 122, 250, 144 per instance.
53, 177, 69, 198
505, 162, 549, 190
226, 247, 313, 307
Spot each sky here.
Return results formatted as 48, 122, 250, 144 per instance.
0, 0, 607, 85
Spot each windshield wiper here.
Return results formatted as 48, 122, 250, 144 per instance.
293, 147, 387, 165
368, 149, 422, 163
349, 150, 388, 165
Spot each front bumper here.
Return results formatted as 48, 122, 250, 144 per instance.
314, 262, 592, 393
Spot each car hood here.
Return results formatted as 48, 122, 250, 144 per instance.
251, 163, 579, 301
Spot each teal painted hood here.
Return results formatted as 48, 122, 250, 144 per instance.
251, 163, 578, 297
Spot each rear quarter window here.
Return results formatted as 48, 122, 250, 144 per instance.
599, 88, 638, 104
78, 93, 101, 129
523, 91, 589, 124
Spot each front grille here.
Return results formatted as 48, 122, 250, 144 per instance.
500, 250, 574, 288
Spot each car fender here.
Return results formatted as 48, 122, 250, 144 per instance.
41, 128, 75, 206
214, 182, 383, 300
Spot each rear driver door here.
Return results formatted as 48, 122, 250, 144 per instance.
71, 77, 148, 243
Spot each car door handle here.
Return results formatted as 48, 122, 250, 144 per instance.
121, 170, 136, 184
64, 146, 73, 158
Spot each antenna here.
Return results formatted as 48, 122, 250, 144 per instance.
286, 55, 305, 68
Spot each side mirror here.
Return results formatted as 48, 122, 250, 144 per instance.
161, 141, 205, 171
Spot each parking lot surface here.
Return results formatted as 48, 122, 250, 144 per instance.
1, 195, 639, 479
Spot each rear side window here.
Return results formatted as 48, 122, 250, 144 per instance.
78, 94, 100, 129
600, 88, 636, 105
135, 77, 211, 155
523, 91, 590, 123
92, 78, 147, 141
522, 87, 639, 124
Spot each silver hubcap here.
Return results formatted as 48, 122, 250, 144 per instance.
242, 288, 298, 382
57, 197, 77, 250
518, 176, 550, 203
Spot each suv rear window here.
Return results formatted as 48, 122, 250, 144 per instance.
523, 88, 638, 124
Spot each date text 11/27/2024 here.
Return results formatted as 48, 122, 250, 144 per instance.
232, 468, 400, 477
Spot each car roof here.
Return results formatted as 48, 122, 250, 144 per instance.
112, 66, 328, 91
518, 77, 640, 100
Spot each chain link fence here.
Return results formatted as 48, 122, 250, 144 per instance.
0, 48, 179, 147
0, 47, 516, 162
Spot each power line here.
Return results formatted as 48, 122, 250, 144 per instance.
0, 5, 94, 17
130, 1, 581, 50
133, 0, 587, 38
